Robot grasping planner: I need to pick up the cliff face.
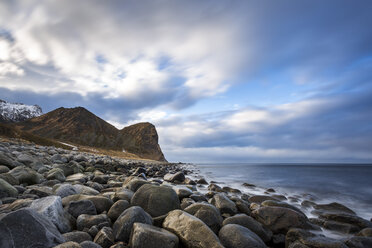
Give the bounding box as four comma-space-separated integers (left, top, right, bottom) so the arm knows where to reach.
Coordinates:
121, 122, 166, 162
0, 99, 42, 123
14, 107, 166, 161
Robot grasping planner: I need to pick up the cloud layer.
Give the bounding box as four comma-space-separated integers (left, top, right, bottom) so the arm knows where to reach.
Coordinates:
1, 0, 372, 162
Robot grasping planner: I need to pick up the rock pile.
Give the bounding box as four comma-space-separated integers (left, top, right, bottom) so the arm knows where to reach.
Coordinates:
0, 140, 371, 248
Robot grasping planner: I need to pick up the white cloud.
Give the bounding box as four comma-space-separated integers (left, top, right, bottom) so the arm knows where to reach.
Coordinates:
0, 62, 24, 76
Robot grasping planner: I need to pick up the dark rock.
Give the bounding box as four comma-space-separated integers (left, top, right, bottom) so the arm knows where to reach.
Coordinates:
319, 212, 372, 230
163, 210, 224, 248
94, 227, 115, 248
0, 165, 9, 173
180, 198, 195, 209
46, 168, 66, 182
9, 166, 43, 185
0, 208, 65, 247
357, 228, 372, 237
80, 241, 103, 248
66, 200, 97, 218
107, 200, 130, 221
249, 195, 277, 204
190, 193, 208, 202
113, 206, 152, 243
130, 223, 179, 248
54, 184, 79, 198
222, 186, 241, 194
252, 206, 313, 234
54, 241, 82, 248
175, 187, 193, 199
209, 193, 237, 216
286, 228, 348, 248
131, 184, 180, 217
184, 202, 223, 233
0, 152, 15, 168
223, 214, 272, 243
77, 214, 110, 231
219, 224, 266, 248
344, 236, 372, 248
62, 194, 114, 213
0, 173, 19, 185
63, 231, 92, 243
208, 183, 223, 192
197, 178, 208, 184
314, 202, 356, 215
0, 178, 18, 198
123, 178, 150, 192
262, 200, 306, 217
164, 172, 185, 183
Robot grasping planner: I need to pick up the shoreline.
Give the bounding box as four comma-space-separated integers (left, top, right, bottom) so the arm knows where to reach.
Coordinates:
0, 140, 371, 247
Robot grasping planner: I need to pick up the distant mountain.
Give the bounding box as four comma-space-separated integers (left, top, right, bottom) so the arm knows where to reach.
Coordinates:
15, 107, 166, 161
0, 99, 42, 123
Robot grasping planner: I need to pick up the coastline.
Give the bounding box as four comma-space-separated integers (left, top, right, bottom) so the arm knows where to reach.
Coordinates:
0, 140, 371, 247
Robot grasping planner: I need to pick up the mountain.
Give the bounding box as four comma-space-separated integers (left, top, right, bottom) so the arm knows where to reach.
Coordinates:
0, 99, 42, 123
15, 107, 166, 161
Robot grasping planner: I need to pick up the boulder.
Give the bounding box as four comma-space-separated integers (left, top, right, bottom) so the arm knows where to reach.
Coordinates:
252, 206, 313, 234
54, 184, 79, 198
113, 206, 152, 243
9, 166, 43, 185
262, 200, 306, 217
46, 168, 66, 182
0, 178, 18, 198
163, 210, 224, 248
66, 173, 88, 183
66, 199, 97, 218
223, 214, 272, 243
0, 152, 15, 168
286, 228, 348, 248
357, 228, 372, 237
17, 153, 35, 165
80, 241, 102, 248
130, 223, 179, 248
77, 214, 110, 231
184, 202, 223, 233
54, 241, 82, 248
63, 231, 92, 243
344, 236, 372, 248
0, 208, 65, 247
62, 194, 113, 213
249, 195, 277, 204
30, 195, 72, 233
164, 172, 185, 183
93, 226, 114, 248
175, 187, 193, 199
0, 173, 19, 185
319, 212, 372, 230
123, 178, 150, 192
219, 224, 266, 248
73, 184, 100, 195
107, 200, 130, 221
209, 193, 237, 216
131, 184, 180, 217
0, 165, 9, 173
313, 202, 356, 215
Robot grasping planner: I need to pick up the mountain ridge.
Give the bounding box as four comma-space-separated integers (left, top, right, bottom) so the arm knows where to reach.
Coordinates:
0, 99, 42, 123
14, 106, 166, 162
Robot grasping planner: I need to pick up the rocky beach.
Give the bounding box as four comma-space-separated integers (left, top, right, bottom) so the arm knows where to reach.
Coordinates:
0, 139, 371, 248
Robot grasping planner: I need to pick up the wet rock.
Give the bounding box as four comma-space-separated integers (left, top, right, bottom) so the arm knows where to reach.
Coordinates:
163, 210, 224, 248
184, 202, 223, 233
164, 171, 185, 183
252, 206, 313, 234
209, 193, 237, 216
63, 231, 92, 243
130, 223, 179, 248
222, 186, 241, 194
286, 228, 348, 248
190, 193, 208, 202
208, 183, 223, 192
77, 214, 110, 231
9, 166, 43, 185
107, 200, 130, 221
0, 178, 18, 198
249, 195, 277, 204
0, 208, 65, 247
319, 213, 372, 230
30, 195, 72, 233
197, 178, 208, 184
94, 226, 115, 248
357, 228, 372, 237
313, 202, 356, 215
262, 200, 306, 217
222, 214, 272, 243
180, 197, 195, 209
131, 184, 180, 217
219, 224, 266, 248
344, 236, 372, 248
175, 187, 193, 199
113, 206, 152, 243
66, 199, 97, 218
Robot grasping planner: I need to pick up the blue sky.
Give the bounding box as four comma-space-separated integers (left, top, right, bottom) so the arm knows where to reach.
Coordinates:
1, 0, 372, 162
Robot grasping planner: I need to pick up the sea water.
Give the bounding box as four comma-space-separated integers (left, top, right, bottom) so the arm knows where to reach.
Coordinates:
193, 163, 372, 220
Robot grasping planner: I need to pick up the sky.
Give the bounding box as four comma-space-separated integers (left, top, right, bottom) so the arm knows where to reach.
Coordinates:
1, 0, 372, 163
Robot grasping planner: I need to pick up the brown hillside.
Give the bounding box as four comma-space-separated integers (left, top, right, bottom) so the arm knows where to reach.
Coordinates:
14, 107, 166, 161
121, 122, 166, 162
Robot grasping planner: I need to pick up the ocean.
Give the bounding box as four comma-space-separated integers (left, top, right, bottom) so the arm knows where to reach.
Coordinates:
192, 163, 372, 220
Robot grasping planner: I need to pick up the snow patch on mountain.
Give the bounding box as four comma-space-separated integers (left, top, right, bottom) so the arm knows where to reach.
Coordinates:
0, 99, 43, 122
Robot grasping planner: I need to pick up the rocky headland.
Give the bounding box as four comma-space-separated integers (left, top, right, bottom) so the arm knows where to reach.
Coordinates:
0, 139, 371, 248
